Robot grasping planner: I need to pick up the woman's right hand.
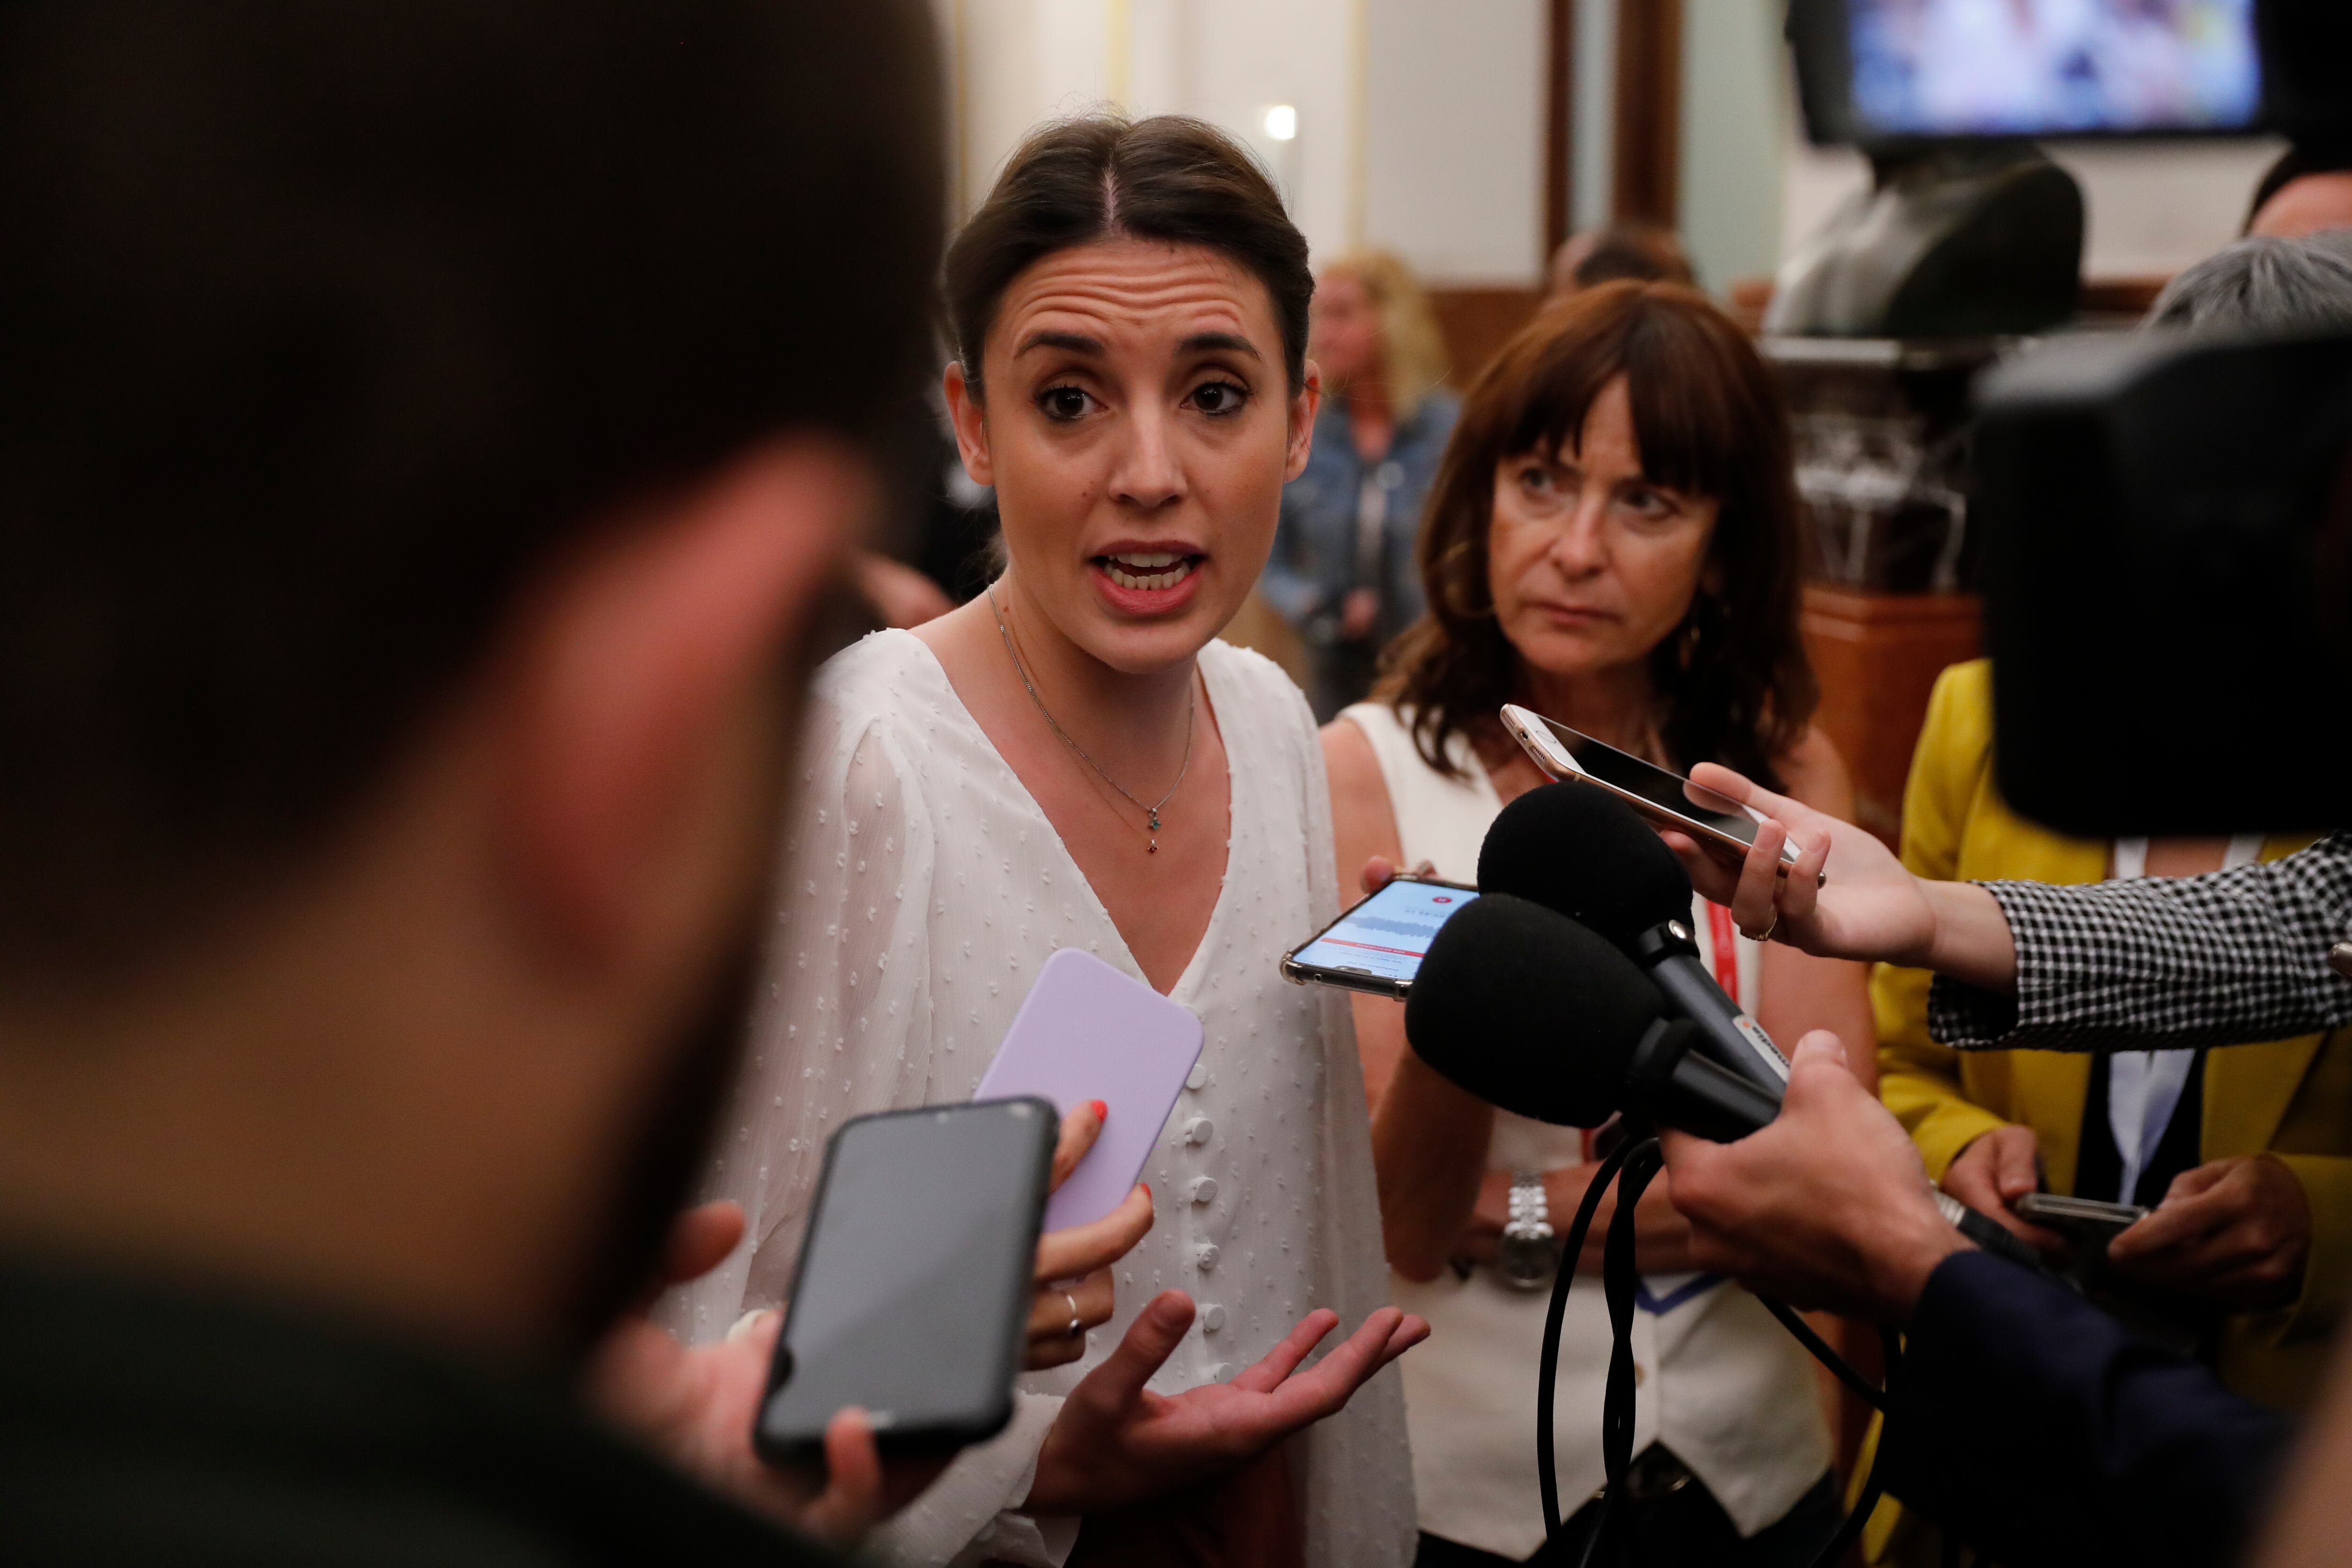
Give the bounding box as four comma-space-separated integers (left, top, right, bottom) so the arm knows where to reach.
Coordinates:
1023, 1291, 1429, 1515
1669, 763, 2021, 995
1027, 1101, 1155, 1371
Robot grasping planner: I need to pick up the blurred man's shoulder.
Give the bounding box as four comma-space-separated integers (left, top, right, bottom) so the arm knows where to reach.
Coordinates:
0, 1254, 836, 1568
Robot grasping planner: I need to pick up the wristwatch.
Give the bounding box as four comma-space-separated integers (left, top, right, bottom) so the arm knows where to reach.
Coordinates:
1497, 1170, 1561, 1290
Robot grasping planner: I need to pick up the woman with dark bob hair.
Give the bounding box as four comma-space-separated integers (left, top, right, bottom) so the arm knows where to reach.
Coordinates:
1325, 281, 1876, 1567
668, 115, 1423, 1568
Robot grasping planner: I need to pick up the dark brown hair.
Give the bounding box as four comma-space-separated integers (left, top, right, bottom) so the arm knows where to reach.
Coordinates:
1380, 281, 1816, 789
943, 115, 1312, 396
0, 0, 942, 978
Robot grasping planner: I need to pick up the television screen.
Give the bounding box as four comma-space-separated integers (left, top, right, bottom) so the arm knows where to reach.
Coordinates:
1841, 0, 2261, 138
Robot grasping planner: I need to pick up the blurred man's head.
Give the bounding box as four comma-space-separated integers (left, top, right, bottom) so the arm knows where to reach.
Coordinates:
0, 0, 939, 1356
2246, 147, 2352, 239
1547, 222, 1696, 298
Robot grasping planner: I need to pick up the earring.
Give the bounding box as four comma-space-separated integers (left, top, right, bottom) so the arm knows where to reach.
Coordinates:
1677, 613, 1703, 670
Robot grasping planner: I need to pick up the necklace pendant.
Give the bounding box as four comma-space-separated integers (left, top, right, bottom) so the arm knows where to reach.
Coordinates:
1147, 810, 1160, 831
1149, 839, 1159, 853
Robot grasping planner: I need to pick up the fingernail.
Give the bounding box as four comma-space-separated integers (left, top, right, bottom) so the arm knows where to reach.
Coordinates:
1089, 1100, 1108, 1121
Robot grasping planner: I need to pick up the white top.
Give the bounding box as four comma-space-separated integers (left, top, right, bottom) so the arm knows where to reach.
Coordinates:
1342, 701, 1830, 1557
661, 632, 1413, 1568
2101, 834, 2265, 1202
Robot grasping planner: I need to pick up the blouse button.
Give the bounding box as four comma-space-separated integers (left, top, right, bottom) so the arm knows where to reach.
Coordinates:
1200, 1303, 1227, 1333
1184, 1117, 1215, 1146
1193, 1243, 1220, 1270
1188, 1177, 1219, 1205
1186, 1062, 1208, 1091
1206, 1361, 1233, 1382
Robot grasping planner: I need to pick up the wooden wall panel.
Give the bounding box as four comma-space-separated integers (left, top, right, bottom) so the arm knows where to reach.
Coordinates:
1800, 587, 1983, 845
1427, 286, 1543, 390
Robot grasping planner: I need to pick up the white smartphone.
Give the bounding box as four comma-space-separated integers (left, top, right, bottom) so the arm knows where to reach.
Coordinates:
1499, 703, 1811, 878
1279, 874, 1480, 1000
971, 947, 1204, 1232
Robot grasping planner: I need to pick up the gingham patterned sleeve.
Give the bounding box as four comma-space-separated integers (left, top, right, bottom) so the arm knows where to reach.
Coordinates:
1927, 833, 2352, 1050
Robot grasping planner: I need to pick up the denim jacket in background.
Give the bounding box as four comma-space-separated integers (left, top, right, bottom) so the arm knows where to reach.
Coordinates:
1260, 391, 1460, 651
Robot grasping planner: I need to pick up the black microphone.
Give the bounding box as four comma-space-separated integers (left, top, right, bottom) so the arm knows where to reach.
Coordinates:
1404, 892, 1781, 1140
1478, 782, 1790, 1098
1407, 892, 2045, 1269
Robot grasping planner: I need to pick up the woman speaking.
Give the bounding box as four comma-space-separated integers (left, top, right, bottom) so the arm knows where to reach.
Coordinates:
667, 116, 1422, 1568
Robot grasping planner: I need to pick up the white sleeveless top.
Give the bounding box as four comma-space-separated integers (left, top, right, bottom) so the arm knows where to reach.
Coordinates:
1343, 701, 1830, 1555
660, 634, 1413, 1568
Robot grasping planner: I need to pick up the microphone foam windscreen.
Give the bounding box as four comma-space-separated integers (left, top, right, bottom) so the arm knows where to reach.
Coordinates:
1403, 891, 1665, 1127
1477, 782, 1695, 949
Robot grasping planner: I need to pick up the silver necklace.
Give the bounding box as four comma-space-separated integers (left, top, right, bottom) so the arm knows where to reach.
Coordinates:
988, 584, 1195, 853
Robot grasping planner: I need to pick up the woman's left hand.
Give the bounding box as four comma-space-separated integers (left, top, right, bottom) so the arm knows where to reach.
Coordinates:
1454, 1164, 1696, 1275
1026, 1101, 1155, 1370
1023, 1292, 1430, 1514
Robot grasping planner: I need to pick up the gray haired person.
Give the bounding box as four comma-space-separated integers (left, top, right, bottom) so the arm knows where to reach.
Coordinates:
2146, 231, 2352, 333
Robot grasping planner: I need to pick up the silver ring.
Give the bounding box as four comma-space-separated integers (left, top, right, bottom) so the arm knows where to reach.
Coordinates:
1063, 1290, 1082, 1337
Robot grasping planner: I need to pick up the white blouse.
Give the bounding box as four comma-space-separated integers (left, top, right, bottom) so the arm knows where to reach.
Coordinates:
662, 631, 1413, 1568
1341, 701, 1829, 1559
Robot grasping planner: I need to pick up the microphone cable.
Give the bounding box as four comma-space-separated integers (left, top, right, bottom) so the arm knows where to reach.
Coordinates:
1535, 1134, 1900, 1568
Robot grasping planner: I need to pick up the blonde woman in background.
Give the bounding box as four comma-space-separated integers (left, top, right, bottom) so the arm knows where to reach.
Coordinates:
1260, 250, 1460, 719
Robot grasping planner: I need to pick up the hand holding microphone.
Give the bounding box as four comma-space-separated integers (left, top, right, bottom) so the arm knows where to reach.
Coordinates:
1658, 1033, 1970, 1324
1404, 891, 2045, 1286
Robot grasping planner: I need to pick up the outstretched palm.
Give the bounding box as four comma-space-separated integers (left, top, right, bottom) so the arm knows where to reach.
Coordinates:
1024, 1290, 1428, 1514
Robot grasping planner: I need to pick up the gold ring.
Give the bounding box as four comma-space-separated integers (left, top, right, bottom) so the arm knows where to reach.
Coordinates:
1741, 912, 1780, 944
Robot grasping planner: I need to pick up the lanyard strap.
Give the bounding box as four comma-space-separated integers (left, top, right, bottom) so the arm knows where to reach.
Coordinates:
1704, 901, 1741, 1007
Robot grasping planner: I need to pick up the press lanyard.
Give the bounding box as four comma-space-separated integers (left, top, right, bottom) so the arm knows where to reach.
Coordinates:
1704, 901, 1742, 1006
2104, 834, 2262, 1201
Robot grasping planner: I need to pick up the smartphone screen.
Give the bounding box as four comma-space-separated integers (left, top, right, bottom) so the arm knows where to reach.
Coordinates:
757, 1098, 1054, 1460
1511, 708, 1764, 849
1287, 878, 1478, 989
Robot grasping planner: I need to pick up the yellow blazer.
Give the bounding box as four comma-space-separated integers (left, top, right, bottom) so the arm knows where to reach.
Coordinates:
1876, 659, 2352, 1411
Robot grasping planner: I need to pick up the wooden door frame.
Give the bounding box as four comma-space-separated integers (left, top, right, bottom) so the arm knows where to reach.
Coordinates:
1612, 0, 1682, 226
1545, 0, 1575, 257
1546, 0, 1687, 247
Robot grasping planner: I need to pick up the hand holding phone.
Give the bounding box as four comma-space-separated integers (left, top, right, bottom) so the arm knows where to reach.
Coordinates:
756, 1099, 1057, 1465
1280, 874, 1479, 999
972, 947, 1203, 1232
1500, 704, 1810, 877
1024, 1104, 1156, 1373
585, 1202, 941, 1543
2013, 1191, 2150, 1254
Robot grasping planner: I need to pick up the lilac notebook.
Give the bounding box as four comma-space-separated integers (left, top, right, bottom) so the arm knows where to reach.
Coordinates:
972, 947, 1205, 1232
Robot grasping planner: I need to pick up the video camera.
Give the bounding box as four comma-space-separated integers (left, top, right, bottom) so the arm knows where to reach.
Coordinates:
1787, 0, 2352, 834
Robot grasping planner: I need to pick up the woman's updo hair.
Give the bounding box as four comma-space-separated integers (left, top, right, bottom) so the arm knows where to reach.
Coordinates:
944, 115, 1313, 397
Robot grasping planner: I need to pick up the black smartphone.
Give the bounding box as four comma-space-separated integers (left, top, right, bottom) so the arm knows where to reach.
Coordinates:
1279, 874, 1479, 1000
755, 1097, 1057, 1465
